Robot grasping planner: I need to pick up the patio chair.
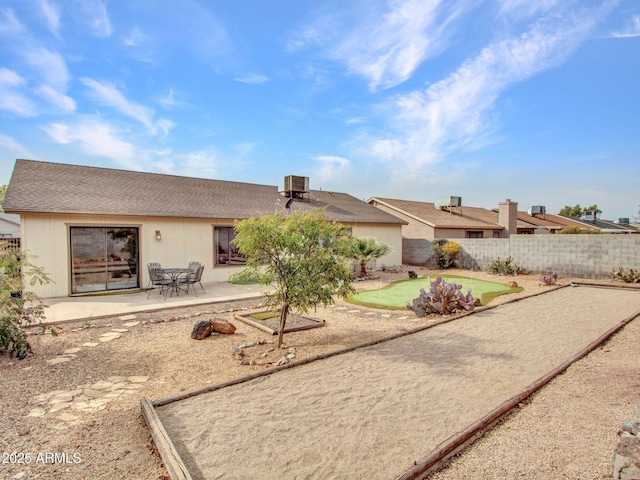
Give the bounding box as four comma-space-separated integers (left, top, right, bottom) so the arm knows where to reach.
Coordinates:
147, 263, 171, 298
188, 261, 201, 271
180, 265, 206, 296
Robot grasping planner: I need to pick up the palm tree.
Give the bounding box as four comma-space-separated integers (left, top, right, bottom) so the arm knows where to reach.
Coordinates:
352, 237, 391, 277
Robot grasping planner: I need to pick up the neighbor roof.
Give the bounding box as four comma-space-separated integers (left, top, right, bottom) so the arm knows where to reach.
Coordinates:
4, 160, 406, 225
369, 197, 514, 229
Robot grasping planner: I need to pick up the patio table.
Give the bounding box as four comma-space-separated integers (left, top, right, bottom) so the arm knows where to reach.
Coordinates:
161, 268, 195, 297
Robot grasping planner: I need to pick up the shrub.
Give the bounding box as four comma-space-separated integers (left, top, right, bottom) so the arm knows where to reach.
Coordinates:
228, 268, 261, 285
488, 256, 523, 276
431, 239, 460, 269
611, 268, 640, 284
556, 226, 600, 234
539, 272, 558, 286
0, 243, 52, 359
407, 276, 476, 317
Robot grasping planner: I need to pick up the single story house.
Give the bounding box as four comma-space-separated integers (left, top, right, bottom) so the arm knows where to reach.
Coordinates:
368, 197, 527, 239
368, 197, 600, 238
4, 159, 406, 298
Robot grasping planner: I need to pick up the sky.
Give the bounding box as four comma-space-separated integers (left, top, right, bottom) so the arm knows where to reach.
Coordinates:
0, 0, 639, 221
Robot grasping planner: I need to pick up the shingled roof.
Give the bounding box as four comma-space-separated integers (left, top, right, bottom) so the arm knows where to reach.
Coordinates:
4, 159, 406, 225
369, 197, 513, 229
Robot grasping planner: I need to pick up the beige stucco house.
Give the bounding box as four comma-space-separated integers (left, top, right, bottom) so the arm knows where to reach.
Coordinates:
4, 159, 406, 298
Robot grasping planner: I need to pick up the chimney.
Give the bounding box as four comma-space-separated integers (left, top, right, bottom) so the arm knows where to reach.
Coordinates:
498, 199, 518, 237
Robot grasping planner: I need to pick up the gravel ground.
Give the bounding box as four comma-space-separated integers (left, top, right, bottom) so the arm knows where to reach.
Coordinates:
0, 268, 638, 480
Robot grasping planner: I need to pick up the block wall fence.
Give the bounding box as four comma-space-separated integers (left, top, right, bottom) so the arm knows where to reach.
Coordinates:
402, 235, 640, 278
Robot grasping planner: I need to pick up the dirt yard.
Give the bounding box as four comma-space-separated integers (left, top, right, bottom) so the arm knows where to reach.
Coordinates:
0, 267, 638, 480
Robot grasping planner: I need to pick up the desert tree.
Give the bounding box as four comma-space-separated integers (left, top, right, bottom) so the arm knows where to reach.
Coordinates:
232, 208, 356, 348
0, 243, 52, 359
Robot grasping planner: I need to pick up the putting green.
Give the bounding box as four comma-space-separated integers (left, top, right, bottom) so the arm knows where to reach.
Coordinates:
347, 275, 523, 310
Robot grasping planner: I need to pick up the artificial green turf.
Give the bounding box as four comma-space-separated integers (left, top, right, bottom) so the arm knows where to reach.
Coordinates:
347, 275, 523, 310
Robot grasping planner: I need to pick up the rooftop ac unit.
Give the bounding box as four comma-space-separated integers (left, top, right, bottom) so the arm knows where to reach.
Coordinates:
439, 196, 462, 208
583, 211, 597, 221
283, 175, 309, 194
530, 205, 546, 215
617, 218, 630, 224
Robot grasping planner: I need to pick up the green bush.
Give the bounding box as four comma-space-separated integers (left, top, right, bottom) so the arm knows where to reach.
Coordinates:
431, 239, 460, 269
228, 268, 261, 285
1, 243, 52, 359
557, 226, 600, 234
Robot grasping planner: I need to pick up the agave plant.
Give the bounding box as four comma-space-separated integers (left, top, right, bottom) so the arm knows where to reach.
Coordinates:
611, 267, 640, 283
407, 276, 476, 317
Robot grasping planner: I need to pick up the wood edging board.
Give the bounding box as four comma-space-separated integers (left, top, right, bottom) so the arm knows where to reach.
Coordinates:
140, 397, 193, 480
233, 310, 325, 335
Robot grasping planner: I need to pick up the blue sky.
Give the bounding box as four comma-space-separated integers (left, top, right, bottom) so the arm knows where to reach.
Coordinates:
1, 0, 639, 220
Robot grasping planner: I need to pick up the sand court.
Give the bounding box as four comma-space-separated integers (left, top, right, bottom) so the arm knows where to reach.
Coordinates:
147, 286, 640, 480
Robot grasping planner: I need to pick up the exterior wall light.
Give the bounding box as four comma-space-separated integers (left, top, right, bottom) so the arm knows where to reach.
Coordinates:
155, 230, 161, 241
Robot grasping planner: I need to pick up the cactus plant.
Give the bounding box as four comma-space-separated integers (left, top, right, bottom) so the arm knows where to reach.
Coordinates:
539, 272, 558, 286
407, 276, 476, 317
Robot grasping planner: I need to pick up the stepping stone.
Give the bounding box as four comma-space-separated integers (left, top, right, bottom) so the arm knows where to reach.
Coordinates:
82, 342, 100, 347
49, 394, 74, 404
381, 314, 391, 318
108, 376, 127, 383
127, 376, 149, 383
53, 423, 69, 431
82, 389, 104, 398
63, 348, 82, 354
99, 333, 121, 342
119, 314, 137, 321
56, 412, 79, 422
47, 357, 71, 365
27, 407, 46, 417
123, 321, 139, 327
348, 310, 361, 314
91, 381, 114, 390
104, 390, 124, 399
71, 402, 90, 411
23, 366, 32, 371
111, 328, 129, 333
49, 402, 70, 413
365, 312, 376, 316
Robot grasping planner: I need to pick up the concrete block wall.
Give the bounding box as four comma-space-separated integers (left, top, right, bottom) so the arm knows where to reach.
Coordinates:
403, 235, 640, 279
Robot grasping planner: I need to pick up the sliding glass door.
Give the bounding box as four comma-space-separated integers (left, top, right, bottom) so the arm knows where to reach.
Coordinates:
70, 227, 139, 294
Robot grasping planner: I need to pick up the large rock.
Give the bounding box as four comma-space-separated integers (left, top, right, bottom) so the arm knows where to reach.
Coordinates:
210, 318, 236, 334
613, 436, 640, 480
191, 320, 213, 340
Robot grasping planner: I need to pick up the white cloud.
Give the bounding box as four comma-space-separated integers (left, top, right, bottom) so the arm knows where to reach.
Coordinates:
0, 69, 35, 116
365, 5, 605, 171
312, 155, 351, 182
609, 14, 640, 38
496, 0, 560, 19
156, 88, 180, 108
0, 9, 24, 36
42, 119, 138, 166
35, 84, 76, 113
0, 134, 35, 158
71, 0, 112, 37
80, 78, 158, 133
235, 74, 269, 84
291, 0, 475, 91
23, 46, 70, 91
38, 0, 61, 36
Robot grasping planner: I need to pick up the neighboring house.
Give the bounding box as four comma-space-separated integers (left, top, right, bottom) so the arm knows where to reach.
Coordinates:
0, 213, 20, 238
368, 197, 531, 239
4, 159, 406, 298
559, 214, 639, 233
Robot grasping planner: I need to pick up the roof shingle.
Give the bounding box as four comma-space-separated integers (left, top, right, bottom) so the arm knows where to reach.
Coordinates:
4, 160, 406, 225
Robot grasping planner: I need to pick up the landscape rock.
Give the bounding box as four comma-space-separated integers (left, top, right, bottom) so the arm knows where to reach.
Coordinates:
210, 318, 236, 334
191, 320, 213, 340
507, 280, 518, 287
613, 407, 640, 480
